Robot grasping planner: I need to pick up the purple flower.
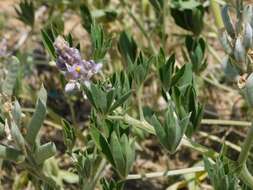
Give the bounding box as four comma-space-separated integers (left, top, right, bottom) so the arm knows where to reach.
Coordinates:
53, 36, 102, 92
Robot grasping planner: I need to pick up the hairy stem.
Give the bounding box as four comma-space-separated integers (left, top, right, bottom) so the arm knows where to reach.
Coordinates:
210, 0, 224, 29
237, 122, 253, 189
107, 114, 218, 158
127, 166, 204, 180
137, 86, 144, 121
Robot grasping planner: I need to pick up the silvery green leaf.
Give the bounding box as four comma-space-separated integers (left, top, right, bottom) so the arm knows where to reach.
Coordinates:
218, 30, 232, 54
12, 100, 22, 125
234, 37, 245, 63
2, 56, 20, 97
62, 119, 76, 152
34, 142, 56, 165
221, 5, 235, 38
0, 144, 25, 163
244, 73, 253, 107
26, 86, 47, 145
10, 121, 26, 154
243, 5, 253, 27
110, 132, 126, 178
59, 171, 78, 184
243, 23, 253, 50
222, 56, 239, 80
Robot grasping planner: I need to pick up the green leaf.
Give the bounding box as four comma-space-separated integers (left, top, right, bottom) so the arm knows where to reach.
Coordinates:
80, 4, 93, 33
159, 54, 175, 90
15, 0, 34, 27
34, 142, 56, 165
90, 127, 115, 166
110, 132, 126, 178
109, 91, 131, 112
149, 0, 164, 12
26, 86, 47, 145
170, 1, 204, 35
91, 23, 111, 61
243, 73, 253, 107
12, 100, 22, 125
11, 121, 26, 154
2, 56, 20, 97
90, 84, 107, 113
62, 119, 76, 152
0, 144, 25, 163
41, 29, 56, 59
118, 31, 137, 64
221, 5, 235, 38
204, 156, 239, 190
59, 171, 78, 184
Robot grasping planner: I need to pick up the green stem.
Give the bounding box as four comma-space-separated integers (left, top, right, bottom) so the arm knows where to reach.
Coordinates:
127, 166, 204, 180
137, 86, 144, 121
122, 0, 156, 52
201, 119, 251, 127
240, 165, 253, 188
90, 158, 107, 190
237, 122, 253, 189
162, 0, 167, 50
202, 75, 236, 93
238, 123, 253, 165
107, 114, 218, 158
210, 0, 224, 29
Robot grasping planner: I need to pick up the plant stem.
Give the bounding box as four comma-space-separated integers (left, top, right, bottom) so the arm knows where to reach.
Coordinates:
238, 122, 253, 165
210, 0, 224, 29
202, 75, 236, 93
237, 122, 253, 189
162, 0, 167, 50
137, 86, 145, 121
240, 165, 253, 189
90, 158, 107, 190
107, 114, 218, 158
122, 0, 156, 52
127, 166, 204, 180
201, 119, 251, 127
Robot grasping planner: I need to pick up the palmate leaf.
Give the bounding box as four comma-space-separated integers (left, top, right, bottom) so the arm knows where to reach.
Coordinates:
110, 132, 126, 178
41, 29, 56, 59
159, 54, 175, 91
15, 0, 34, 27
151, 105, 190, 154
118, 31, 137, 64
170, 0, 204, 35
2, 56, 20, 97
109, 91, 131, 112
62, 119, 76, 152
91, 24, 112, 61
204, 156, 240, 190
80, 4, 93, 33
90, 127, 115, 166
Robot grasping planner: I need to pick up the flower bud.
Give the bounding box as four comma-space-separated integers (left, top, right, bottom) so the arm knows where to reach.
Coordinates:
243, 23, 253, 50
234, 37, 246, 63
243, 5, 253, 28
222, 5, 235, 38
218, 30, 232, 54
243, 73, 253, 107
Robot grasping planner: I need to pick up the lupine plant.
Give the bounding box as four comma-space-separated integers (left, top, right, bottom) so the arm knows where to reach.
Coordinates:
2, 0, 253, 189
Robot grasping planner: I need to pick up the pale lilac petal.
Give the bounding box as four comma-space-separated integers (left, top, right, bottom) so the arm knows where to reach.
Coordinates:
64, 81, 80, 93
